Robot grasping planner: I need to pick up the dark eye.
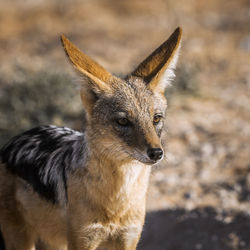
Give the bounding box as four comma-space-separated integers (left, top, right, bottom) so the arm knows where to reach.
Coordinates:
117, 118, 130, 126
153, 115, 162, 125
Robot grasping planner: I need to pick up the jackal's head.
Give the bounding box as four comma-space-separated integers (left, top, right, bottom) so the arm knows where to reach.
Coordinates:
61, 28, 182, 165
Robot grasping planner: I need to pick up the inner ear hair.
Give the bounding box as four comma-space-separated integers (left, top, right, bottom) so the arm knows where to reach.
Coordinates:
61, 34, 117, 93
129, 27, 182, 88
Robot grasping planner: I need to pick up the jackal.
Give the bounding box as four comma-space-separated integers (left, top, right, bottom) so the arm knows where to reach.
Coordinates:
0, 27, 182, 250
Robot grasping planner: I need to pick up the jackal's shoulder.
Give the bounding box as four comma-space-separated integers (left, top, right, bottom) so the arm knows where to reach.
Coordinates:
0, 125, 87, 203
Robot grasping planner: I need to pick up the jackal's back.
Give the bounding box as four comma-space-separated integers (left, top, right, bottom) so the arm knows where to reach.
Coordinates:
0, 125, 87, 203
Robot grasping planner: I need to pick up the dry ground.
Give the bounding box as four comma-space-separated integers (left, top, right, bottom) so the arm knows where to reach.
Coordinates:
0, 0, 250, 249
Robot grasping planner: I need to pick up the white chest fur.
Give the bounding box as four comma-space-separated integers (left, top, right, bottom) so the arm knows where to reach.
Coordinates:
115, 161, 151, 201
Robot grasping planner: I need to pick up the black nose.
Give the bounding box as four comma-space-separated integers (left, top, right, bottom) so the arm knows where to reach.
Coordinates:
147, 148, 163, 161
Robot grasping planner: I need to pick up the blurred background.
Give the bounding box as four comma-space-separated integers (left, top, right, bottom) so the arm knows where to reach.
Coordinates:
0, 0, 250, 249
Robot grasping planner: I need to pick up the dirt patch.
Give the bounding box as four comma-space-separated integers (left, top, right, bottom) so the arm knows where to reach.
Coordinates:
139, 208, 250, 250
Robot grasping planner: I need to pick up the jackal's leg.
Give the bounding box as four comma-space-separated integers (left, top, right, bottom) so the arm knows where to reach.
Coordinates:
35, 240, 66, 250
0, 220, 35, 250
67, 223, 104, 250
107, 227, 142, 250
0, 204, 35, 249
107, 237, 140, 250
0, 167, 35, 249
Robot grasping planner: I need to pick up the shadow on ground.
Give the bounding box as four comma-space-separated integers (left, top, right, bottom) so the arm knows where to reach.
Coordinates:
138, 207, 250, 250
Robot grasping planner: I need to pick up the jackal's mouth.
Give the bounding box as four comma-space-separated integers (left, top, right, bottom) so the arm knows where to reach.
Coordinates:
140, 158, 163, 165
130, 149, 164, 165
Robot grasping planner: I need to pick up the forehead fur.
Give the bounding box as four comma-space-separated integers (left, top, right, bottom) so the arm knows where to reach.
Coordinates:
95, 76, 167, 119
116, 77, 153, 114
126, 77, 166, 114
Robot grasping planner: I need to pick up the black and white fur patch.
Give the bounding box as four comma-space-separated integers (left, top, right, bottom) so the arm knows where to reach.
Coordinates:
0, 125, 87, 203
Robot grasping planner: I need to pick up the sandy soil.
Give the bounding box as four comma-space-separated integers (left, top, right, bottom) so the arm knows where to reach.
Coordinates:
0, 0, 250, 249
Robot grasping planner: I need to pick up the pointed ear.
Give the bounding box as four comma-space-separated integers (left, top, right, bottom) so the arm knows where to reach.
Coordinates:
130, 27, 182, 94
61, 35, 118, 116
61, 34, 116, 94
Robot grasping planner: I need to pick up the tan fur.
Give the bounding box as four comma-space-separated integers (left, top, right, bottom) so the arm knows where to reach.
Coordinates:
0, 164, 67, 250
0, 27, 182, 250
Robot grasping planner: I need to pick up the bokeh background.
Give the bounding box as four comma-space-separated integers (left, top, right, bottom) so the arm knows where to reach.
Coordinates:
0, 0, 250, 249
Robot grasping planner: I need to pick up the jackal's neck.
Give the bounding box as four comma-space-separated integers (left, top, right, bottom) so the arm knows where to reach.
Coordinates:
87, 146, 151, 184
84, 154, 151, 213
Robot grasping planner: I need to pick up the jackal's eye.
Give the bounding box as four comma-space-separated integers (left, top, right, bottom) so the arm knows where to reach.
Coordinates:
116, 118, 130, 127
153, 114, 162, 125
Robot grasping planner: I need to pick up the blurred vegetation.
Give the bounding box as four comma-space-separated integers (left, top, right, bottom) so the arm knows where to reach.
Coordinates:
0, 71, 83, 147
165, 64, 199, 101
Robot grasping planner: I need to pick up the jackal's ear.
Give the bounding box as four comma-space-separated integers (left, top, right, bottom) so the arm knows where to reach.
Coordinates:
130, 27, 182, 94
61, 35, 115, 94
61, 35, 118, 115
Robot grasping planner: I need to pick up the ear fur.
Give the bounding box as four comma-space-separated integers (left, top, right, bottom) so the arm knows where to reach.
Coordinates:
61, 34, 116, 94
61, 35, 119, 115
130, 27, 182, 94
